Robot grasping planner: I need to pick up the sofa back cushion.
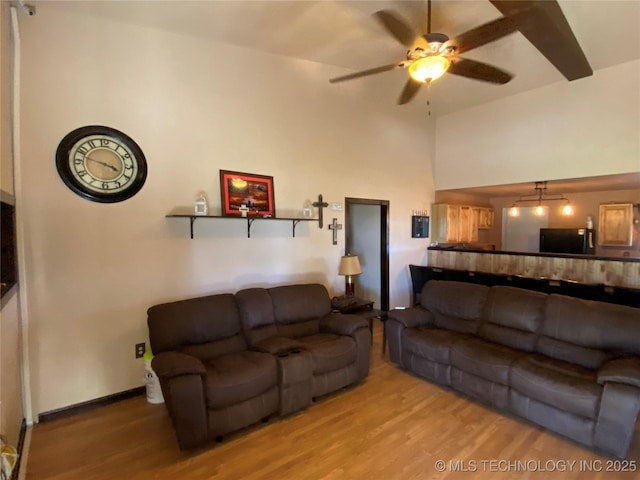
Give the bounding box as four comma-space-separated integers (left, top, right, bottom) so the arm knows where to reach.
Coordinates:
236, 288, 278, 345
537, 294, 640, 369
148, 293, 247, 357
479, 286, 547, 351
421, 281, 489, 335
269, 283, 330, 322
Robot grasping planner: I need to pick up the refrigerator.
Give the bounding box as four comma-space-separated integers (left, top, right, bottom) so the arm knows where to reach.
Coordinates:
539, 228, 595, 255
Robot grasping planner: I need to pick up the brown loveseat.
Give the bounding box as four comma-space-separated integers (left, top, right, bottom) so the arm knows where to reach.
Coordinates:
148, 283, 371, 449
386, 280, 640, 458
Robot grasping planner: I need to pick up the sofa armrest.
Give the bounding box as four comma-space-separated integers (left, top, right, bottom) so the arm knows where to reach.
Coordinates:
253, 336, 304, 355
387, 307, 432, 329
152, 351, 206, 379
597, 357, 640, 388
320, 313, 368, 336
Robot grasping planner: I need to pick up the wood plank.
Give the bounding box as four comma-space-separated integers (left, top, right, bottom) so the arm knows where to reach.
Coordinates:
25, 322, 640, 480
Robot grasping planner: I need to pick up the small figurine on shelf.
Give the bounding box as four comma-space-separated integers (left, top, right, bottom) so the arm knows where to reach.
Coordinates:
194, 193, 208, 216
239, 204, 249, 217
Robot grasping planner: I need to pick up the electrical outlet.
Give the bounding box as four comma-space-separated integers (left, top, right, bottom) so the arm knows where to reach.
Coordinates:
135, 342, 146, 359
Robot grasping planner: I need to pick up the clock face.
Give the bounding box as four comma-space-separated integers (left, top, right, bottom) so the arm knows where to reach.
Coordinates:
56, 126, 147, 203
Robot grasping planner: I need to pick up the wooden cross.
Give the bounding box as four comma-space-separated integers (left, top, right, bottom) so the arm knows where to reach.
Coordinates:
328, 218, 342, 245
312, 194, 329, 228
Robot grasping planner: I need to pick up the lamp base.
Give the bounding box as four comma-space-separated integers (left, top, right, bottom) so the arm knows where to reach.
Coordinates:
345, 276, 355, 298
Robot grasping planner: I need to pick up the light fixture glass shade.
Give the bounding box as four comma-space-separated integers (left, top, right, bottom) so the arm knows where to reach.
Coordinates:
508, 206, 520, 217
408, 56, 450, 83
562, 204, 574, 216
534, 205, 546, 217
339, 255, 362, 276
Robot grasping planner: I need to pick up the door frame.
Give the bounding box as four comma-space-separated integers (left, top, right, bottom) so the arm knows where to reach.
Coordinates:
344, 197, 390, 312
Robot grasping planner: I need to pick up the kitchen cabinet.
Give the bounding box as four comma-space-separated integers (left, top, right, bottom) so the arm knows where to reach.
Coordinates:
598, 203, 634, 246
479, 208, 494, 228
432, 203, 494, 243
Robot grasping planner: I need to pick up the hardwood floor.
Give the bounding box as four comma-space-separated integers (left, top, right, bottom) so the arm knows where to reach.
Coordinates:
26, 321, 640, 480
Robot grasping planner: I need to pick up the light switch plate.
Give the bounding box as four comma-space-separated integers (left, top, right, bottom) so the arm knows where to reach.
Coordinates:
330, 202, 343, 211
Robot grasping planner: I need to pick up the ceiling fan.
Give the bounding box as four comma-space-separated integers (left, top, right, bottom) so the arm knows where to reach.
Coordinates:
329, 0, 592, 105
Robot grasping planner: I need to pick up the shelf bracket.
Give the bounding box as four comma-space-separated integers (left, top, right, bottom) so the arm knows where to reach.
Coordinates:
247, 218, 256, 238
189, 217, 196, 239
292, 219, 302, 237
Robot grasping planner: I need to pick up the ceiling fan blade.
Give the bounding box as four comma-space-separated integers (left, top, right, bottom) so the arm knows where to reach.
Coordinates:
374, 10, 416, 47
329, 64, 399, 84
448, 58, 513, 84
448, 14, 522, 55
489, 0, 592, 81
397, 79, 422, 105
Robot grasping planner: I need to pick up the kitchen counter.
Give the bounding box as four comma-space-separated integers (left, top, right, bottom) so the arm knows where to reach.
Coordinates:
427, 245, 640, 263
427, 247, 640, 289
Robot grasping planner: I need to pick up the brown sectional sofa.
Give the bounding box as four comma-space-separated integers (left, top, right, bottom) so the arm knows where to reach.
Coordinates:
386, 280, 640, 458
147, 283, 371, 449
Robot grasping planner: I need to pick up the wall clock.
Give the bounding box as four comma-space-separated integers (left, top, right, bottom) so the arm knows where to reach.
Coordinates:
56, 125, 147, 203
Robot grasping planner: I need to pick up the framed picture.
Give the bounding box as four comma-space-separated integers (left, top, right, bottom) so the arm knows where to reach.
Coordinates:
219, 170, 276, 217
598, 203, 634, 246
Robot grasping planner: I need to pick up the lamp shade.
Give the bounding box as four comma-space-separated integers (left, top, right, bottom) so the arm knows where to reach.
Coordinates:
338, 255, 362, 276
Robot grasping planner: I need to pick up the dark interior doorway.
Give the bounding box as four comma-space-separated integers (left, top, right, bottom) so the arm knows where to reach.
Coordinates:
345, 198, 389, 312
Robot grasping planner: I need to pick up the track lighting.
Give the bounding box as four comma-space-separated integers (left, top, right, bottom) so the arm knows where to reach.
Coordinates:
511, 181, 574, 217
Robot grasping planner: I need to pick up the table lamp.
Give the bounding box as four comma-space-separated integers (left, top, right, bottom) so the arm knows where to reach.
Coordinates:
339, 254, 362, 298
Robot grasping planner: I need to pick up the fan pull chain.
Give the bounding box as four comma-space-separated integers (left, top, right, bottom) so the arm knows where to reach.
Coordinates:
426, 79, 432, 116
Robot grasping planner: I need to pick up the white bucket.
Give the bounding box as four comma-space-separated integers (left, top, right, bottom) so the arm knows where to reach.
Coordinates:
144, 357, 164, 404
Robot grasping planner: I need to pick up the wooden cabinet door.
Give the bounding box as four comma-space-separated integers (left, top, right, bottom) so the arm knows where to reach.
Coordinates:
470, 208, 480, 242
459, 206, 471, 242
479, 208, 494, 228
446, 205, 460, 242
598, 203, 633, 246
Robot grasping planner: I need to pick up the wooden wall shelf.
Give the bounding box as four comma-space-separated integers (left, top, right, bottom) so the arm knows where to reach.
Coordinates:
166, 209, 318, 239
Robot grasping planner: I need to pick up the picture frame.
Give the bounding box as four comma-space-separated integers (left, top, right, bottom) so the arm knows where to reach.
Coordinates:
219, 170, 276, 217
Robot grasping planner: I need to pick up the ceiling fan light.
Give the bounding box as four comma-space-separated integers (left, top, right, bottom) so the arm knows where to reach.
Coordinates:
408, 56, 450, 83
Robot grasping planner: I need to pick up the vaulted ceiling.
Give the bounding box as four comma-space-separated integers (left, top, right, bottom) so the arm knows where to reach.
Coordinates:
38, 0, 640, 116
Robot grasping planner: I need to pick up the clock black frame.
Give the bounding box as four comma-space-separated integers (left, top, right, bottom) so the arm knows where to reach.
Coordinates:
56, 125, 148, 203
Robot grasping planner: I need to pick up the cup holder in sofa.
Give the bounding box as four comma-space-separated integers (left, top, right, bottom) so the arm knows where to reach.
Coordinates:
276, 349, 313, 416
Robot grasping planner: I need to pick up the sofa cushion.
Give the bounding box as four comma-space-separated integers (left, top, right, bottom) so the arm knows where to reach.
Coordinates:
236, 288, 279, 346
180, 335, 247, 362
298, 333, 357, 375
148, 294, 244, 354
421, 281, 489, 335
479, 286, 547, 351
451, 337, 524, 386
511, 354, 602, 419
537, 294, 640, 368
402, 326, 465, 364
277, 319, 320, 339
204, 351, 278, 409
269, 284, 331, 324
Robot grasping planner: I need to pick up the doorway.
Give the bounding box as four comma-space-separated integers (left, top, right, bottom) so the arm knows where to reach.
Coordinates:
345, 198, 389, 312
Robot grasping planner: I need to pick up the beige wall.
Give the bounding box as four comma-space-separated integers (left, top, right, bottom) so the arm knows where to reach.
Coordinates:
435, 59, 640, 190
0, 2, 24, 445
19, 7, 435, 414
0, 1, 12, 194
